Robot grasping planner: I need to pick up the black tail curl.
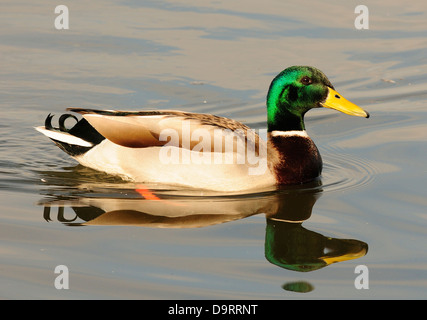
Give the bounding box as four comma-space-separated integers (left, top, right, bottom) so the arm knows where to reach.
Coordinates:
45, 113, 79, 132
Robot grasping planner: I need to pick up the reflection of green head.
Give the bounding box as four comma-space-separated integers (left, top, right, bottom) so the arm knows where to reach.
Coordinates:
265, 219, 368, 272
265, 220, 327, 272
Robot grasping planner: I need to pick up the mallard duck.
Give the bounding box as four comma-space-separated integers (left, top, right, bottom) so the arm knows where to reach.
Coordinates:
36, 66, 369, 191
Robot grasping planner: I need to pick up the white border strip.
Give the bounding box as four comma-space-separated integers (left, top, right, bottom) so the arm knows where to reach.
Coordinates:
270, 130, 308, 138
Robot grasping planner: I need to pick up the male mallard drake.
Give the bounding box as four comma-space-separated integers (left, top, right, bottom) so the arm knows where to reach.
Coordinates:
36, 66, 369, 192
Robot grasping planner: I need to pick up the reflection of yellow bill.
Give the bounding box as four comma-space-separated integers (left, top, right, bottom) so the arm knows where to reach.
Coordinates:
321, 87, 370, 118
321, 246, 368, 266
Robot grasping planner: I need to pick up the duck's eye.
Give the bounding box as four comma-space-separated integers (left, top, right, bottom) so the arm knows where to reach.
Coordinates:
301, 76, 312, 85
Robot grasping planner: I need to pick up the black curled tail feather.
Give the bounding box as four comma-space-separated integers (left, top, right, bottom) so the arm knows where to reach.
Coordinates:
59, 114, 79, 132
45, 113, 54, 130
45, 113, 76, 131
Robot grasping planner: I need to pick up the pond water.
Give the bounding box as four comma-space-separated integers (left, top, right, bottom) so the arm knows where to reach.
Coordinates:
1, 1, 426, 299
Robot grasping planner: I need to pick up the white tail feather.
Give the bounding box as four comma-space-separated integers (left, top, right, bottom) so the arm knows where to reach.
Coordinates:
35, 126, 93, 147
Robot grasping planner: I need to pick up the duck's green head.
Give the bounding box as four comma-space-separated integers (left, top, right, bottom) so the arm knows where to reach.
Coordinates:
267, 66, 369, 132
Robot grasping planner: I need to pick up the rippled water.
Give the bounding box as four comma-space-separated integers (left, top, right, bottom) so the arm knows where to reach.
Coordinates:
1, 1, 426, 299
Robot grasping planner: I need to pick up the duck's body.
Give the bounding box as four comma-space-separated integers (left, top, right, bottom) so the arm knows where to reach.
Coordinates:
36, 66, 369, 191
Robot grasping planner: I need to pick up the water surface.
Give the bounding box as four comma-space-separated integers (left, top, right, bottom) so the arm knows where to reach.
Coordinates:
1, 0, 426, 299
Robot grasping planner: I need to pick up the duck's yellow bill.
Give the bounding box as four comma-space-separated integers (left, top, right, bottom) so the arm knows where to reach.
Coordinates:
321, 88, 369, 118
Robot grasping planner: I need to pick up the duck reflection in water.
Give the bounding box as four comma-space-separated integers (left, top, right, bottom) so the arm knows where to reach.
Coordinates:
41, 179, 368, 276
41, 179, 368, 293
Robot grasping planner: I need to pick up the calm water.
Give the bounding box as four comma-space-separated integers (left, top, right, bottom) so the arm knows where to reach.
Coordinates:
1, 1, 426, 299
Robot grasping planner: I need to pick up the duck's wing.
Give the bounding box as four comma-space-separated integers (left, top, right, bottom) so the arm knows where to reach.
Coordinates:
68, 108, 263, 153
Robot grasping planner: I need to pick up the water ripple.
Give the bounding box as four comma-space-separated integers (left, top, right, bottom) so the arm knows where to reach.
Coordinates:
321, 148, 397, 193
